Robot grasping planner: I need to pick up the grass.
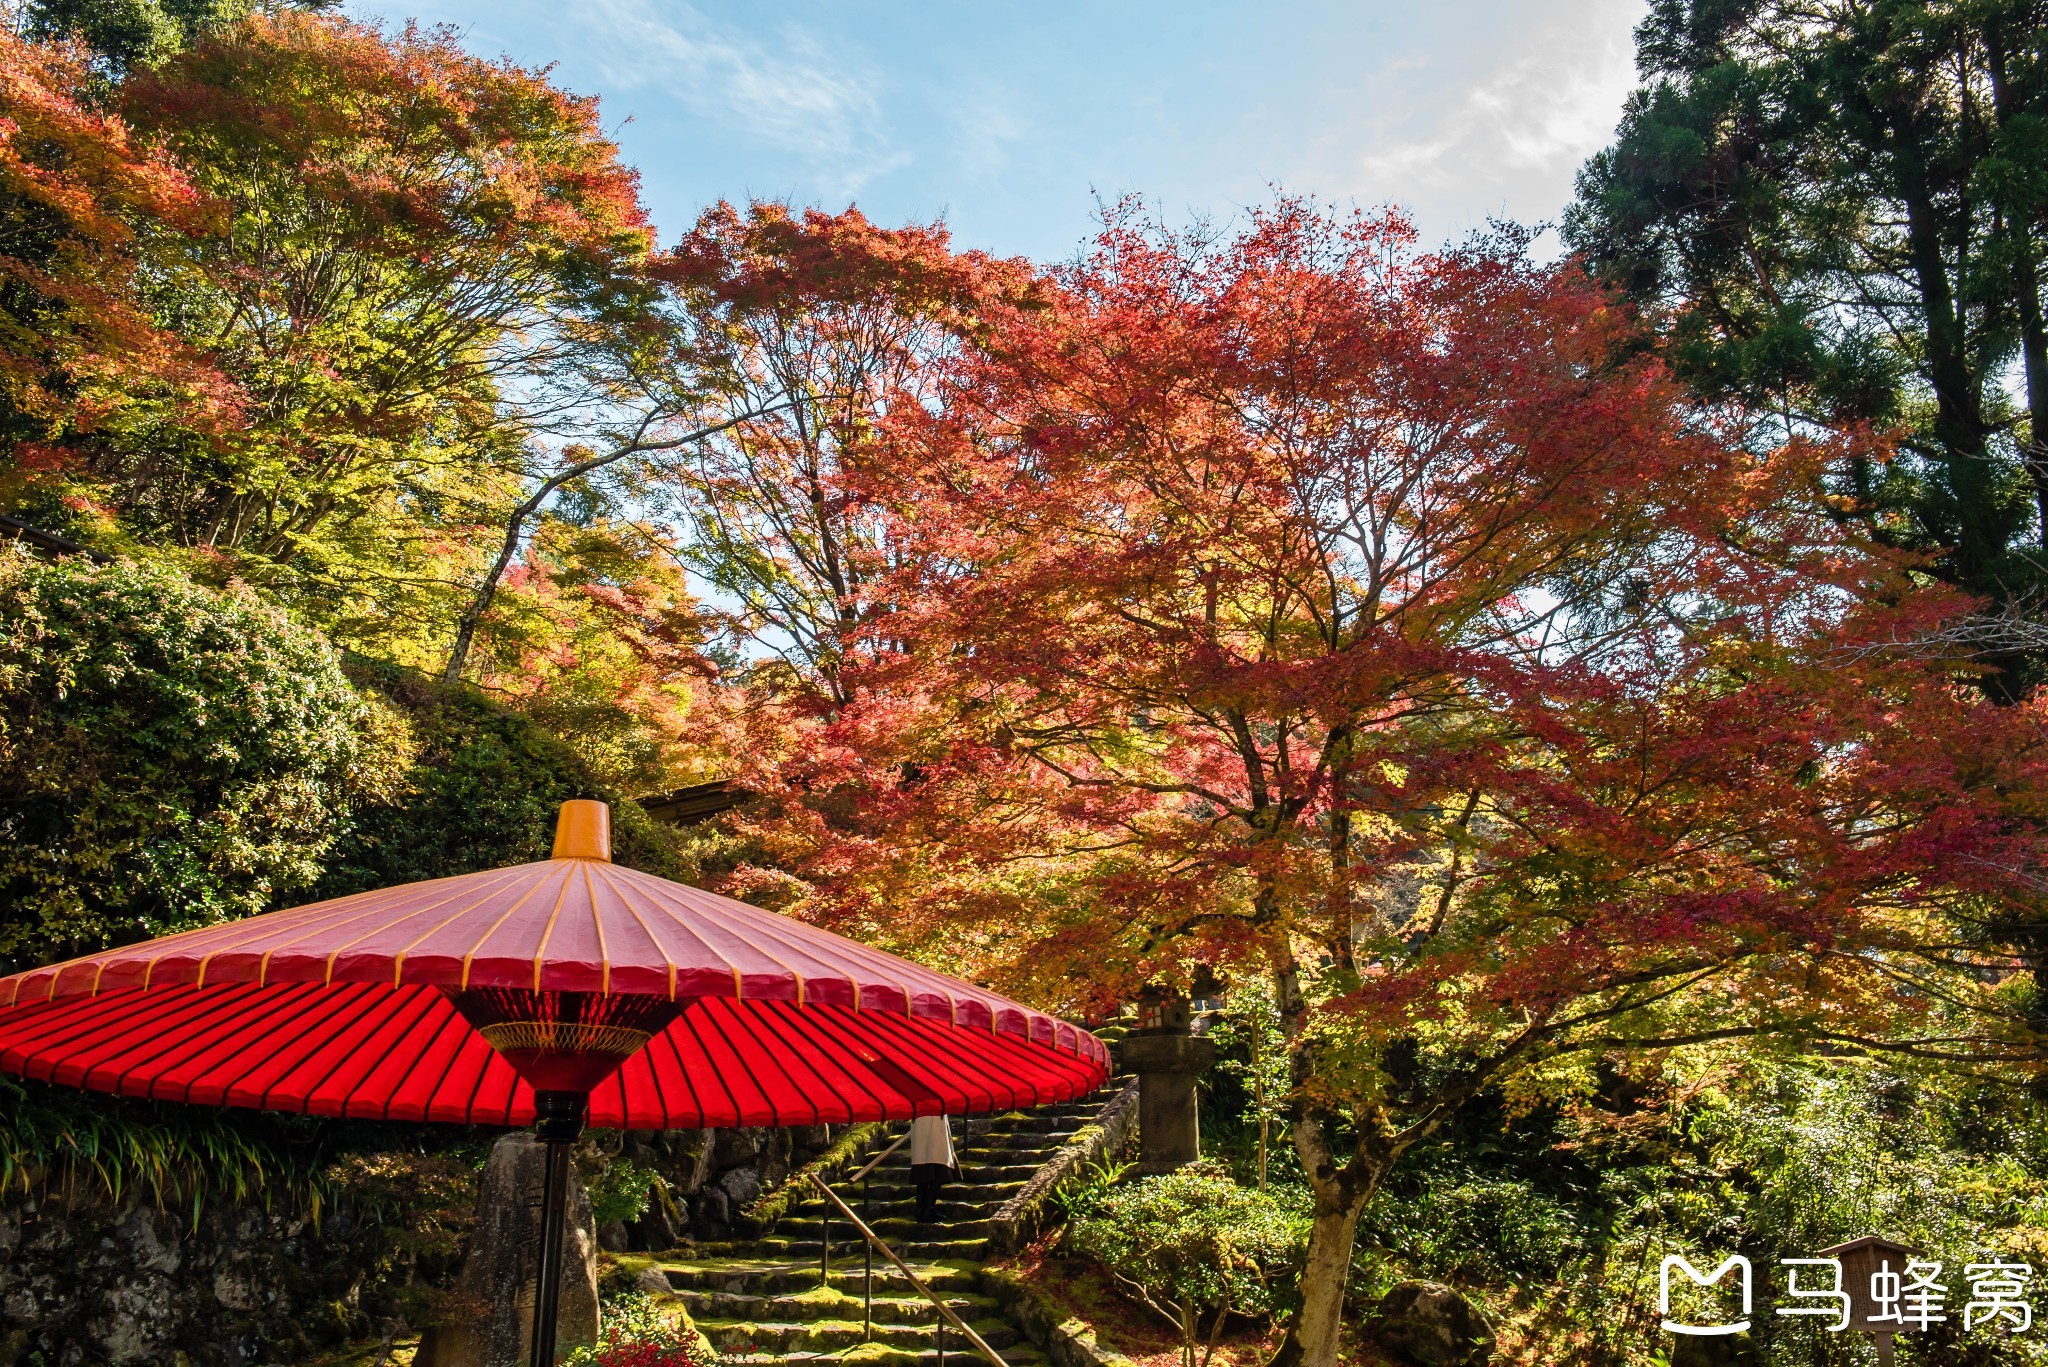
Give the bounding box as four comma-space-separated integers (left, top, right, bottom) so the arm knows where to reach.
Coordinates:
788, 1283, 864, 1308
832, 1344, 914, 1365
0, 1077, 337, 1226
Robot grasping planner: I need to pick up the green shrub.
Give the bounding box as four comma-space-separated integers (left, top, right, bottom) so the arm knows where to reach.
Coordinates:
1051, 1154, 1132, 1222
1355, 1061, 2048, 1365
0, 1073, 483, 1256
586, 1156, 664, 1228
312, 657, 692, 897
319, 1146, 482, 1330
1694, 1064, 2048, 1265
0, 1075, 332, 1224
1067, 1162, 1306, 1367
1362, 1167, 1589, 1287
0, 551, 387, 967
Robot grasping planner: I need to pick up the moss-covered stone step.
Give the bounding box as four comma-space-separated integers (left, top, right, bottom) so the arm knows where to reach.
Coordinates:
782, 1196, 1019, 1225
850, 1161, 1045, 1183
721, 1344, 1047, 1367
679, 1286, 1002, 1326
978, 1114, 1093, 1135
747, 1235, 992, 1262
687, 1085, 1127, 1367
950, 1133, 1086, 1154
794, 1216, 994, 1242
824, 1175, 1031, 1202
660, 1257, 983, 1297
696, 1314, 1022, 1354
952, 1145, 1062, 1163
793, 1175, 1032, 1200
865, 1139, 1073, 1163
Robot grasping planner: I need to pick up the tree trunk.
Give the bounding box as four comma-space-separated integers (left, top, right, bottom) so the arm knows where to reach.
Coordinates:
1254, 1061, 1268, 1193
2011, 220, 2048, 548
1270, 1183, 1371, 1367
1244, 1000, 1270, 1193
1895, 154, 1997, 576
1985, 31, 2048, 554
1267, 945, 1383, 1367
444, 511, 528, 683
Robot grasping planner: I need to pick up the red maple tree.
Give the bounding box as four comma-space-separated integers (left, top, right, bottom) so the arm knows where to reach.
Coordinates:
724, 201, 2048, 1365
652, 199, 1039, 706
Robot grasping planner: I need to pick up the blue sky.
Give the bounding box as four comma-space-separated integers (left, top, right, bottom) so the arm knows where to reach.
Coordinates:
351, 0, 1647, 265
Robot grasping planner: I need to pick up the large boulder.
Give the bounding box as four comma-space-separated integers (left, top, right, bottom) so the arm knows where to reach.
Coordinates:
1367, 1281, 1495, 1367
713, 1129, 761, 1167
630, 1196, 685, 1252
691, 1185, 731, 1241
718, 1166, 762, 1209
415, 1134, 599, 1367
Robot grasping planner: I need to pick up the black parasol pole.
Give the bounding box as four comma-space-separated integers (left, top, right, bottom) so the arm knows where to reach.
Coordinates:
530, 1091, 589, 1367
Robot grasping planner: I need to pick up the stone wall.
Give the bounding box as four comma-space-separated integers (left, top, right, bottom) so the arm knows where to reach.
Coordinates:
0, 1124, 841, 1365
0, 1186, 451, 1366
989, 1077, 1139, 1255
599, 1123, 838, 1251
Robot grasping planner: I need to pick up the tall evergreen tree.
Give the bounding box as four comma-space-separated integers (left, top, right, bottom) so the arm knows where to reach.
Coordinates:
1568, 0, 2048, 694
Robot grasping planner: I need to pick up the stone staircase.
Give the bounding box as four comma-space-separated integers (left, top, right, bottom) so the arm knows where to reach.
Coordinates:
660, 1088, 1123, 1366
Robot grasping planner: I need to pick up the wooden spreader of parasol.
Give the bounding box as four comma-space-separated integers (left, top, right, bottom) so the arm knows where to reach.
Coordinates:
0, 801, 1109, 1365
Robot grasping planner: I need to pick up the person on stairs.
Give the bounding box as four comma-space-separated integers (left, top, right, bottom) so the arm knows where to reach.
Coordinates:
909, 1113, 958, 1224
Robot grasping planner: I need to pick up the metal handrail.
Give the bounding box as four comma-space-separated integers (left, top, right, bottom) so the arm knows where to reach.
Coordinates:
810, 1173, 1005, 1367
822, 1132, 907, 1288
823, 1128, 911, 1297
847, 1130, 907, 1184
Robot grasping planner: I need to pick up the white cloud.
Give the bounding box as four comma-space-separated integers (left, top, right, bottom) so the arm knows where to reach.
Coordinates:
947, 97, 1028, 181
1341, 0, 1644, 230
570, 0, 906, 197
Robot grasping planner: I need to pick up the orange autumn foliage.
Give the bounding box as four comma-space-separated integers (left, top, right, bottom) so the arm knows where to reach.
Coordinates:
0, 28, 230, 472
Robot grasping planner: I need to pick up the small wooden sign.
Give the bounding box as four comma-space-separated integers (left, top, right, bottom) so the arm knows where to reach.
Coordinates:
1818, 1236, 1927, 1367
1819, 1235, 1927, 1332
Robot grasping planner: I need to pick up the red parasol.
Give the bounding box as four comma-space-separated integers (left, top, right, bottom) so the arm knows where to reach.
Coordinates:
0, 801, 1107, 1364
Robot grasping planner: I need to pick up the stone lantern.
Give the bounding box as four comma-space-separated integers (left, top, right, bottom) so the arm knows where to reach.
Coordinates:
1120, 985, 1215, 1173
